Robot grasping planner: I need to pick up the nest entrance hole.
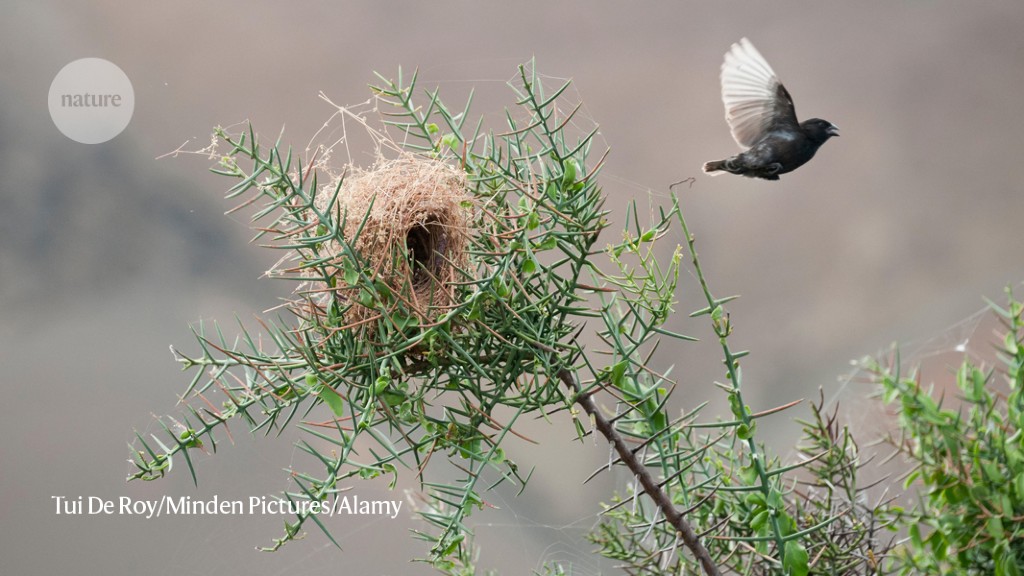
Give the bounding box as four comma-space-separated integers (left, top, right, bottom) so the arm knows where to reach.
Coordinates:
406, 216, 447, 289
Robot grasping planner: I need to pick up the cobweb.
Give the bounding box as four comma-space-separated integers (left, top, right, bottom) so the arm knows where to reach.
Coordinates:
829, 293, 1009, 439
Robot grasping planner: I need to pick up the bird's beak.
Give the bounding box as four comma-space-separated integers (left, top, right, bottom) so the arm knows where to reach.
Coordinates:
827, 124, 840, 137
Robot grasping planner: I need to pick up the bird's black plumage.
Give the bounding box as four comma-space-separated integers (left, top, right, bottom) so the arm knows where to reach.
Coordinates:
703, 38, 838, 181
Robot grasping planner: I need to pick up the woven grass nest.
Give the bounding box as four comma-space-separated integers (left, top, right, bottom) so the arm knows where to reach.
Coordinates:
310, 155, 472, 332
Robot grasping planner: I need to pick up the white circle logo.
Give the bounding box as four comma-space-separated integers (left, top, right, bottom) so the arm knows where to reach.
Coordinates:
48, 58, 135, 144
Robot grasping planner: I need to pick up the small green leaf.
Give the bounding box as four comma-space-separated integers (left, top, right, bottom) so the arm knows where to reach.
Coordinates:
441, 533, 465, 556
908, 521, 922, 549
998, 544, 1022, 576
381, 391, 405, 407
610, 360, 628, 387
179, 429, 203, 449
535, 235, 557, 251
521, 256, 537, 275
382, 463, 398, 489
982, 461, 1005, 484
739, 462, 757, 485
544, 181, 558, 199
987, 515, 1005, 541
1001, 493, 1013, 516
358, 288, 374, 307
343, 263, 359, 285
745, 492, 766, 508
783, 540, 809, 576
494, 276, 511, 298
561, 159, 578, 187
316, 385, 346, 417
440, 133, 459, 152
273, 383, 297, 400
750, 509, 769, 531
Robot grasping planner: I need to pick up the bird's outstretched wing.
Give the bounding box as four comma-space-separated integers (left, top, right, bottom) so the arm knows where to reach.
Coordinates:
720, 38, 799, 148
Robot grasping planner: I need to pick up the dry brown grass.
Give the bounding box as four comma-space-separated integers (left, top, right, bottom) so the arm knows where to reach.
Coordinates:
309, 153, 472, 332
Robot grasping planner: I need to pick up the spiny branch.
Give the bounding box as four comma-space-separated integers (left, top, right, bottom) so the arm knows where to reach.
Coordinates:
560, 368, 721, 576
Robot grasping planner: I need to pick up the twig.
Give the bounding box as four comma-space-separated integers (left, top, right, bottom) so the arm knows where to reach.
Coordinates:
560, 368, 722, 576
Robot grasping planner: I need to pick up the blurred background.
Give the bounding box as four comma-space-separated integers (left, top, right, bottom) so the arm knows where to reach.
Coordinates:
2, 2, 1023, 574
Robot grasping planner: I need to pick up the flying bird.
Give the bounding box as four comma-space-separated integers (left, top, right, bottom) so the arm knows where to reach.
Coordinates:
703, 38, 839, 180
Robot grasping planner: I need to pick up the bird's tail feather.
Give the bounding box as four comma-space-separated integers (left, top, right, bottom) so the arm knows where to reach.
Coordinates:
702, 160, 727, 176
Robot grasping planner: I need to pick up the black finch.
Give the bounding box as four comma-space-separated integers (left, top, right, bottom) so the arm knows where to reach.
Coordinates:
703, 38, 839, 180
